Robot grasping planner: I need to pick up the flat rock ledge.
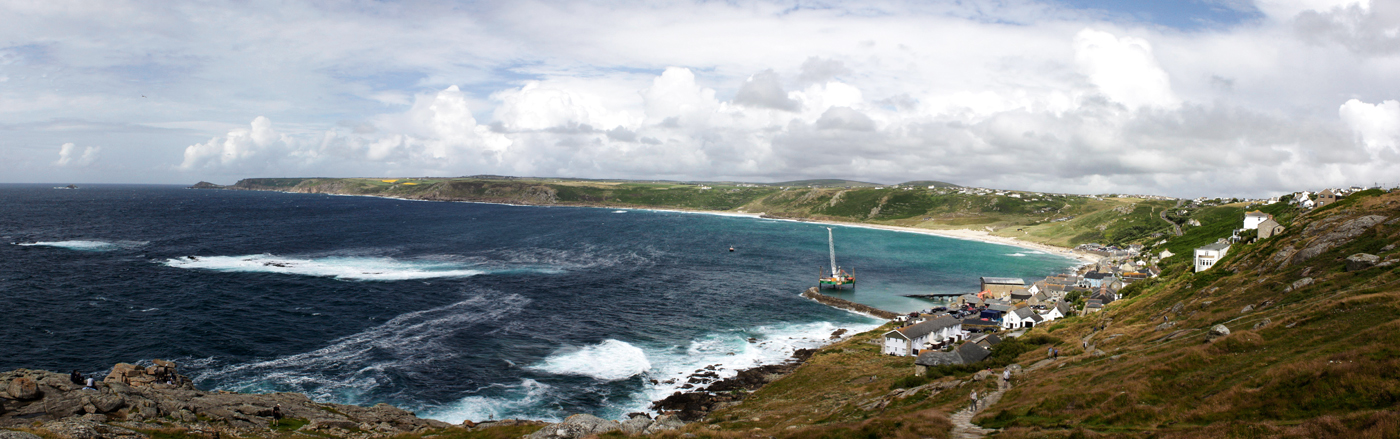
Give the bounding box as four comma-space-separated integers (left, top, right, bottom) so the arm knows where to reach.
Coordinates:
0, 363, 452, 439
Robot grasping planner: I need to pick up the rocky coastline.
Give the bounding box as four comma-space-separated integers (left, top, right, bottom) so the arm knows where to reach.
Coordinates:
0, 361, 464, 439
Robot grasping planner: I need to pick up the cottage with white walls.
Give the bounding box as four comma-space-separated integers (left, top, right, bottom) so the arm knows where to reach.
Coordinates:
882, 315, 963, 356
1243, 211, 1273, 230
1039, 302, 1073, 322
1195, 242, 1231, 272
1002, 307, 1043, 329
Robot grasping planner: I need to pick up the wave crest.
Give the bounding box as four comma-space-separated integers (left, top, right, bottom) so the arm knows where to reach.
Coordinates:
529, 339, 651, 381
17, 240, 146, 251
162, 254, 489, 281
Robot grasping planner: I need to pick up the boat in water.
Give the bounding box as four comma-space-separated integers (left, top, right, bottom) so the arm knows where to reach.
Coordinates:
818, 227, 855, 289
53, 184, 78, 190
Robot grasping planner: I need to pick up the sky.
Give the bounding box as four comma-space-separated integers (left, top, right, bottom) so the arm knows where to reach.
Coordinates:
2, 0, 1398, 198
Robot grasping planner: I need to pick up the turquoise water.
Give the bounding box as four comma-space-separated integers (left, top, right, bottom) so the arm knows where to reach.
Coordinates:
777, 222, 1079, 313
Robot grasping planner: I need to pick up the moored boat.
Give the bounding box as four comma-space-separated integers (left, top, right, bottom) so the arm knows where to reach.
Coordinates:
818, 227, 855, 289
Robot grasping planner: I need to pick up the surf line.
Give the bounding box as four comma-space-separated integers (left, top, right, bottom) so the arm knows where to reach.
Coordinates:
800, 287, 899, 320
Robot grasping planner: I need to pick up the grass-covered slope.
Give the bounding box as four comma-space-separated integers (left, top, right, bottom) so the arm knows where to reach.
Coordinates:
637, 190, 1398, 439
971, 190, 1400, 438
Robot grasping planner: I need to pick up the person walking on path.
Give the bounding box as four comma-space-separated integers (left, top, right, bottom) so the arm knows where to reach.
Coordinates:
1001, 369, 1011, 389
970, 390, 979, 411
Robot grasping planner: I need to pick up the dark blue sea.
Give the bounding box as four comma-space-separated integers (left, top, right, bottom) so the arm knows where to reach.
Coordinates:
0, 184, 1077, 421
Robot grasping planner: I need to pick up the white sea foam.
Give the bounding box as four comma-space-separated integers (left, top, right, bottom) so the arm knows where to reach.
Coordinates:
194, 293, 531, 406
529, 339, 651, 381
162, 254, 490, 281
17, 240, 144, 251
425, 379, 559, 423
612, 210, 627, 213
1006, 252, 1027, 257
622, 319, 880, 418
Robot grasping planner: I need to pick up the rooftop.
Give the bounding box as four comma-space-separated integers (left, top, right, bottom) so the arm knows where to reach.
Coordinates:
980, 277, 1026, 285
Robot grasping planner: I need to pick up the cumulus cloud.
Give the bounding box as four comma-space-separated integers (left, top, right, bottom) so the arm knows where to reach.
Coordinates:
179, 116, 288, 171
815, 106, 876, 131
1073, 29, 1178, 110
1340, 98, 1400, 155
733, 70, 801, 112
1294, 0, 1400, 54
55, 143, 99, 167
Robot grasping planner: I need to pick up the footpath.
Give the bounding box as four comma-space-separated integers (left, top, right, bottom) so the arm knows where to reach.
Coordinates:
948, 347, 1077, 438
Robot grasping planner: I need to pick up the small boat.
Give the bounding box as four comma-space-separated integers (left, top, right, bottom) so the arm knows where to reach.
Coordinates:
729, 246, 735, 252
54, 184, 78, 190
818, 228, 855, 289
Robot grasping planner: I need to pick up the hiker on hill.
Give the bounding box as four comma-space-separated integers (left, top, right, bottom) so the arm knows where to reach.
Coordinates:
970, 390, 979, 411
1001, 369, 1011, 389
271, 405, 283, 427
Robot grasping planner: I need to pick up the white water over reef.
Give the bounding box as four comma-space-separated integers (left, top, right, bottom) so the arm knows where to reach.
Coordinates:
529, 339, 652, 381
17, 240, 145, 251
448, 319, 884, 422
162, 254, 499, 281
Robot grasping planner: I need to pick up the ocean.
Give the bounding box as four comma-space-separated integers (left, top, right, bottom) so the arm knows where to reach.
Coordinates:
0, 184, 1078, 422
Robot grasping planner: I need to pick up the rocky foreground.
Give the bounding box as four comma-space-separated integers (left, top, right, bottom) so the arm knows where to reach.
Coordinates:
0, 360, 702, 439
0, 361, 467, 439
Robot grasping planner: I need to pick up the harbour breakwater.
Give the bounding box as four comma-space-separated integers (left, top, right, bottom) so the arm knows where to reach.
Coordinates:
800, 287, 900, 320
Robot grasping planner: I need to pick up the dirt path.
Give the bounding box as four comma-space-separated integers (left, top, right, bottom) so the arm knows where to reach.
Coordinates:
950, 385, 1004, 439
948, 356, 1068, 438
1159, 201, 1184, 236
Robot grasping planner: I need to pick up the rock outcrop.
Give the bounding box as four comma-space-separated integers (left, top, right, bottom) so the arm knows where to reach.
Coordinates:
1346, 253, 1380, 271
1, 362, 452, 439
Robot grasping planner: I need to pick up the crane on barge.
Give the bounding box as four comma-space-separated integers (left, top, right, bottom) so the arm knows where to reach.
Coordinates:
818, 227, 855, 290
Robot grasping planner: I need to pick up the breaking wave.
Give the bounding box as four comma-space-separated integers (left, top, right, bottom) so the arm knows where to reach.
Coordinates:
17, 240, 146, 252
162, 254, 505, 281
425, 379, 559, 423
529, 339, 651, 381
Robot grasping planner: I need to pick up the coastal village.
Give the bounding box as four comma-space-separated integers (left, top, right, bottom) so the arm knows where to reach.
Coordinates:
870, 185, 1382, 373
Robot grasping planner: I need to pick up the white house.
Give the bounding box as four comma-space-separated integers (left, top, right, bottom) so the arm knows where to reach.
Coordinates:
1039, 302, 1073, 322
1243, 211, 1272, 230
1002, 307, 1043, 329
1195, 242, 1231, 272
881, 315, 963, 356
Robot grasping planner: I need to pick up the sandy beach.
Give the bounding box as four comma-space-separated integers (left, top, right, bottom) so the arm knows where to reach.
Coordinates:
814, 221, 1102, 265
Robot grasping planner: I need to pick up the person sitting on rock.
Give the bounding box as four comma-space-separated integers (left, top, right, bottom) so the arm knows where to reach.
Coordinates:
84, 377, 96, 390
70, 370, 83, 385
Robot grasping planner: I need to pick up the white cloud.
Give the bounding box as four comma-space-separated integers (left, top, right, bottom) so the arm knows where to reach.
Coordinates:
733, 70, 801, 112
1340, 98, 1400, 155
55, 142, 99, 167
179, 116, 288, 171
1073, 29, 1178, 110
